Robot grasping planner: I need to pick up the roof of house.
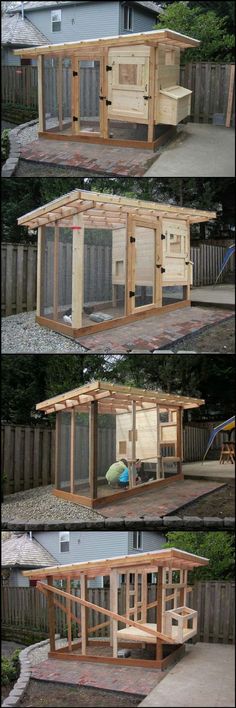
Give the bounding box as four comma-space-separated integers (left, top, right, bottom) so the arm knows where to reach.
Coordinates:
7, 2, 162, 16
1, 533, 57, 568
35, 381, 205, 416
22, 548, 209, 579
14, 28, 200, 56
1, 13, 49, 47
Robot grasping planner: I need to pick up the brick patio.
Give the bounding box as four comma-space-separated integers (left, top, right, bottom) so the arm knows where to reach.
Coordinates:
97, 479, 225, 518
76, 307, 233, 352
31, 658, 161, 695
20, 138, 158, 176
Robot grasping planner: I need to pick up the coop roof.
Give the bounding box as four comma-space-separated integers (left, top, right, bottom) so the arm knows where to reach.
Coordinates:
2, 13, 49, 47
1, 533, 57, 569
22, 547, 209, 580
18, 189, 216, 230
35, 381, 205, 416
13, 28, 200, 58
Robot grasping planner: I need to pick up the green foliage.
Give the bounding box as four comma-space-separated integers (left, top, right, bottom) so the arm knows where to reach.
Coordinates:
156, 2, 235, 62
2, 103, 38, 124
1, 129, 10, 163
1, 649, 20, 686
164, 532, 235, 580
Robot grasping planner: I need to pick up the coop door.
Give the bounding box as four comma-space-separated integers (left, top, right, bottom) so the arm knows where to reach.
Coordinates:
107, 47, 150, 120
75, 58, 101, 134
129, 219, 159, 312
162, 220, 190, 283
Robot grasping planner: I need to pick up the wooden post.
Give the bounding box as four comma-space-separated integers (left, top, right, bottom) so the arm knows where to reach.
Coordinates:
54, 413, 60, 490
147, 46, 155, 143
80, 573, 88, 655
129, 400, 136, 489
72, 56, 80, 134
38, 55, 45, 132
125, 572, 130, 619
156, 404, 161, 479
70, 409, 75, 494
89, 400, 98, 499
36, 226, 43, 316
101, 49, 109, 138
156, 218, 162, 308
226, 64, 235, 128
156, 566, 163, 661
110, 570, 118, 658
53, 226, 59, 321
176, 407, 183, 474
72, 212, 84, 329
47, 576, 56, 652
57, 57, 63, 131
134, 573, 138, 621
126, 214, 133, 316
66, 576, 72, 651
141, 572, 147, 622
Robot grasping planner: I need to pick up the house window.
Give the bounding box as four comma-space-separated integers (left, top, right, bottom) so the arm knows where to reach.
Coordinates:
51, 9, 61, 32
59, 531, 70, 553
132, 531, 143, 550
124, 5, 133, 31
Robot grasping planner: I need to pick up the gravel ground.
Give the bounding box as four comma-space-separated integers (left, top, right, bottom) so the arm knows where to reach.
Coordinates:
1, 640, 26, 659
1, 312, 87, 353
18, 681, 142, 707
1, 485, 104, 522
172, 480, 235, 518
168, 316, 235, 353
15, 160, 96, 177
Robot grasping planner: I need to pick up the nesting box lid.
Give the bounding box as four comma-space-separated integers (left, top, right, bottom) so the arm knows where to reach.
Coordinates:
159, 85, 192, 100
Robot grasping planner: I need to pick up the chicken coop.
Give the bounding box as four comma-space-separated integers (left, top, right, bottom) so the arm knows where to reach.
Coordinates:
22, 548, 209, 670
14, 29, 200, 150
36, 381, 205, 508
18, 190, 216, 340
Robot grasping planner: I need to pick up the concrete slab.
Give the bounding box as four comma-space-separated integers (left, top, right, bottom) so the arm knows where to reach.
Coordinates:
145, 124, 235, 177
183, 460, 235, 482
191, 285, 235, 310
139, 643, 235, 707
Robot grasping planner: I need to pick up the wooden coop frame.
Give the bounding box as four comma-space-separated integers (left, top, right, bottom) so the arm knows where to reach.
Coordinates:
18, 190, 216, 340
22, 548, 209, 670
36, 381, 205, 508
14, 29, 200, 150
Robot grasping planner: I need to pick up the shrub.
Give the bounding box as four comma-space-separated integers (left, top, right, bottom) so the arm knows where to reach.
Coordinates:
1, 649, 20, 686
1, 129, 10, 163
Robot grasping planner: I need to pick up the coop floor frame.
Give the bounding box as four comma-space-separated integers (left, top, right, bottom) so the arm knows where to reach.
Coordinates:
22, 548, 208, 670
18, 189, 216, 342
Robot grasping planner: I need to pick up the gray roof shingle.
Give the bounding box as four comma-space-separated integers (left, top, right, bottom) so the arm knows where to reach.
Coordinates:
1, 533, 57, 568
2, 14, 49, 46
6, 1, 163, 15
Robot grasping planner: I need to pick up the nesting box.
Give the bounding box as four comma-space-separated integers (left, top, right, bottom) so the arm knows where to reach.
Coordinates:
14, 29, 200, 150
17, 190, 216, 341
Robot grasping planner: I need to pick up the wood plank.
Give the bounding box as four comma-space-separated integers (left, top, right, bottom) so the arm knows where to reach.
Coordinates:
47, 577, 56, 651
38, 56, 45, 131
72, 212, 84, 329
89, 400, 98, 499
80, 574, 88, 655
226, 64, 235, 128
70, 409, 75, 494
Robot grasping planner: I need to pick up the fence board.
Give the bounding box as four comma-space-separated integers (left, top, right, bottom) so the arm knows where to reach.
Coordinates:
1, 582, 234, 645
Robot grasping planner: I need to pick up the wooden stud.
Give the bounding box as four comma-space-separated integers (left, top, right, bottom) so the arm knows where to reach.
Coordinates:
72, 56, 80, 134
226, 64, 235, 128
47, 576, 56, 652
89, 400, 98, 499
54, 413, 60, 489
70, 409, 75, 494
72, 212, 84, 329
57, 57, 63, 131
129, 400, 136, 489
110, 570, 118, 657
53, 226, 59, 321
147, 46, 156, 143
38, 55, 45, 131
80, 573, 88, 655
36, 226, 43, 316
66, 577, 72, 651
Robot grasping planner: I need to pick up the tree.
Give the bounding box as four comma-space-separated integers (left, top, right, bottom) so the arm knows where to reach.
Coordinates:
156, 2, 235, 62
164, 531, 235, 580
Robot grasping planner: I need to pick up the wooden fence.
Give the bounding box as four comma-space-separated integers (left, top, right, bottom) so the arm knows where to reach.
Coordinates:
2, 422, 234, 496
1, 581, 235, 645
2, 62, 235, 127
1, 241, 234, 317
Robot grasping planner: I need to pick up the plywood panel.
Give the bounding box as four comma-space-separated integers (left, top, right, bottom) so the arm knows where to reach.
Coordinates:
162, 219, 189, 284
108, 46, 149, 120
116, 408, 177, 462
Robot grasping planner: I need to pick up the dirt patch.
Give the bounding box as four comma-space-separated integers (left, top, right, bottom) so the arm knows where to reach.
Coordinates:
18, 679, 142, 707
173, 480, 235, 517
170, 317, 235, 353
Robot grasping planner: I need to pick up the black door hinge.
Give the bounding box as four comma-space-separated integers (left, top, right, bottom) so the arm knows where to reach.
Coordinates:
99, 95, 105, 100
130, 236, 135, 243
156, 264, 161, 268
73, 116, 78, 121
106, 65, 112, 71
185, 261, 190, 265
129, 291, 135, 297
161, 233, 165, 240
144, 95, 152, 100
73, 71, 78, 77
106, 99, 112, 106
161, 267, 165, 273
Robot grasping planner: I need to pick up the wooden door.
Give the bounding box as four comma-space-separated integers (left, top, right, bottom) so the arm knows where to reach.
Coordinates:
128, 218, 161, 313
161, 219, 191, 284
107, 46, 150, 121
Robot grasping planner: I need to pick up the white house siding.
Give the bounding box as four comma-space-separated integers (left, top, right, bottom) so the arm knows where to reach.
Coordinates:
24, 2, 120, 45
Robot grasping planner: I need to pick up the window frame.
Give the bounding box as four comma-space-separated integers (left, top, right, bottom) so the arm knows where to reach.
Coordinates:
59, 530, 70, 553
132, 531, 143, 550
123, 5, 133, 32
51, 8, 62, 33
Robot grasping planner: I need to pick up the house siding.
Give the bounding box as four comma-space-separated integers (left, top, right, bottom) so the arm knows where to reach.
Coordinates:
2, 48, 21, 66
119, 4, 157, 35
33, 531, 129, 565
9, 569, 30, 587
128, 531, 166, 554
25, 2, 120, 45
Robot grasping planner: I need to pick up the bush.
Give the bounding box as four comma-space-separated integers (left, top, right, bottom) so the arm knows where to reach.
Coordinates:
1, 649, 20, 686
1, 129, 10, 163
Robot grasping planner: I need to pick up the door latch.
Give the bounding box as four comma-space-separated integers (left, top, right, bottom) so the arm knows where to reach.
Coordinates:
130, 236, 135, 243
129, 291, 135, 297
143, 95, 152, 100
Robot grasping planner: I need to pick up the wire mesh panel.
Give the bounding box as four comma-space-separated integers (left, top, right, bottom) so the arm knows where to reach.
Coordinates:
58, 227, 72, 323
82, 228, 126, 327
74, 413, 90, 496
42, 227, 54, 319
97, 412, 116, 498
79, 60, 100, 133
134, 226, 155, 308
44, 57, 72, 133
57, 412, 71, 491
162, 285, 185, 305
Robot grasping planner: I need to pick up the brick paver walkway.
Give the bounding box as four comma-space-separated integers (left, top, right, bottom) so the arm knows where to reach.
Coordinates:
76, 307, 232, 352
97, 479, 224, 518
21, 139, 157, 176
32, 658, 160, 695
